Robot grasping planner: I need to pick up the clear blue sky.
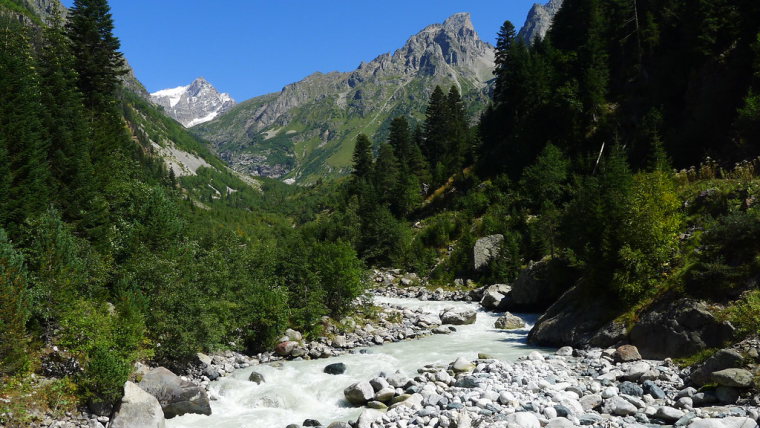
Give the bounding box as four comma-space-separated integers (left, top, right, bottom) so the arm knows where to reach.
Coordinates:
61, 1, 538, 101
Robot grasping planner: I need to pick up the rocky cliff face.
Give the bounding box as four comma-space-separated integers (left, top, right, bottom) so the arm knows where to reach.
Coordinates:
151, 78, 236, 128
193, 13, 495, 182
517, 0, 564, 43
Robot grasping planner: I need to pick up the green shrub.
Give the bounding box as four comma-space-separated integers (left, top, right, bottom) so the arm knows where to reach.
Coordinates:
0, 228, 30, 376
725, 290, 760, 338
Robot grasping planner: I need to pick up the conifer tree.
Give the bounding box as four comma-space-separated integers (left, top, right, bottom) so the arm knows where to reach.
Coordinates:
0, 228, 30, 375
351, 134, 373, 180
444, 86, 469, 173
423, 86, 448, 172
40, 13, 95, 220
388, 117, 412, 169
0, 25, 51, 233
494, 21, 516, 103
66, 0, 126, 109
373, 143, 400, 207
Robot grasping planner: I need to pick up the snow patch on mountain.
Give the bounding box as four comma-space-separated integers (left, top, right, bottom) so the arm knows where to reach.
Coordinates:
150, 78, 236, 127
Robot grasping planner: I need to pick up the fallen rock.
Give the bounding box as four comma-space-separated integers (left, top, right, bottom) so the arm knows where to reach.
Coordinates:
480, 284, 509, 311
275, 341, 296, 356
344, 381, 375, 405
111, 382, 166, 428
138, 367, 211, 419
473, 234, 504, 271
495, 312, 526, 330
691, 349, 745, 386
712, 368, 753, 388
324, 362, 347, 375
440, 308, 476, 325
248, 371, 265, 384
614, 345, 642, 362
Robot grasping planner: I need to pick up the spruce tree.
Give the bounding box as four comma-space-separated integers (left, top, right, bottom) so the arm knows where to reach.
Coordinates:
423, 86, 449, 182
0, 228, 30, 376
373, 143, 400, 207
66, 0, 126, 109
40, 13, 95, 221
0, 24, 51, 233
494, 21, 516, 103
388, 117, 412, 170
351, 134, 373, 180
444, 86, 469, 174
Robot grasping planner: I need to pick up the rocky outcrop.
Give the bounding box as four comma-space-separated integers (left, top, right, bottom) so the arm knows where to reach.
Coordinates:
138, 367, 212, 419
528, 286, 618, 348
111, 382, 166, 428
505, 258, 578, 312
151, 78, 236, 127
630, 299, 736, 359
518, 0, 564, 43
479, 284, 509, 310
691, 349, 746, 387
473, 235, 504, 271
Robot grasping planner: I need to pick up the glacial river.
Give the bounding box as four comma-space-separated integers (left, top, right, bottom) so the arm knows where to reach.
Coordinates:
168, 297, 543, 428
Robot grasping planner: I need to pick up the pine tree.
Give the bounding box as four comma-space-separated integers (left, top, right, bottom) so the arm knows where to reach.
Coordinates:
351, 134, 373, 180
40, 13, 96, 221
0, 228, 30, 375
373, 143, 400, 207
494, 21, 517, 103
66, 0, 126, 109
388, 117, 412, 170
423, 86, 448, 173
443, 86, 469, 174
0, 24, 51, 233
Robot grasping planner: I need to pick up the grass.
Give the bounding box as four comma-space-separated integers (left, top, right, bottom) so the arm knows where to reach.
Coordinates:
0, 375, 77, 426
672, 348, 718, 368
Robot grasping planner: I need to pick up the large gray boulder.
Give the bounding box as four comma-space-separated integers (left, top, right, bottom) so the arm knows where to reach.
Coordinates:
528, 286, 618, 348
494, 313, 526, 330
138, 367, 211, 419
111, 382, 166, 428
629, 299, 735, 359
712, 368, 753, 388
440, 308, 477, 325
505, 258, 578, 312
344, 381, 375, 405
479, 284, 509, 311
690, 349, 745, 386
473, 234, 503, 270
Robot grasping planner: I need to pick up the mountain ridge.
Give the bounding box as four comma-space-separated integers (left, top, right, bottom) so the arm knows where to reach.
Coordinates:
193, 12, 495, 183
151, 77, 236, 127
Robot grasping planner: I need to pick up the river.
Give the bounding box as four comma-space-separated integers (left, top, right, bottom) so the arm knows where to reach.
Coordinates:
168, 297, 544, 428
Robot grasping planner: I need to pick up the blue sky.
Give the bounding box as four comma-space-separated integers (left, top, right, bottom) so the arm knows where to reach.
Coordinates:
61, 1, 538, 101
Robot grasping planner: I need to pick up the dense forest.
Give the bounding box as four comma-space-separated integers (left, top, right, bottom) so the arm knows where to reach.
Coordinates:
0, 0, 365, 414
1, 0, 760, 422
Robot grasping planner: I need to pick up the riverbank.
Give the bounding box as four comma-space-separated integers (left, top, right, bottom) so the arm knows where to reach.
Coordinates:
339, 345, 759, 428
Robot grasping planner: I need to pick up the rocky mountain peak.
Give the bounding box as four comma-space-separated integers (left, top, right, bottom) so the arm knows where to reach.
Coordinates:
151, 78, 236, 128
442, 12, 476, 37
518, 0, 564, 43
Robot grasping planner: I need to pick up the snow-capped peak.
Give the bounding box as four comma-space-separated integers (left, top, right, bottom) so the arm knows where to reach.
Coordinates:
150, 78, 236, 127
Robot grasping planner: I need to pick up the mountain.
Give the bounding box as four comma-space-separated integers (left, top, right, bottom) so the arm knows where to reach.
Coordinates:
517, 0, 564, 43
193, 12, 495, 183
151, 77, 236, 127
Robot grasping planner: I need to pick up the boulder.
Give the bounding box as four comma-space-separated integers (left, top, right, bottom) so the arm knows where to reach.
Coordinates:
248, 371, 265, 384
505, 258, 578, 312
711, 368, 753, 388
603, 396, 638, 416
111, 382, 166, 428
614, 345, 642, 362
528, 285, 618, 348
495, 312, 526, 330
303, 419, 321, 427
275, 341, 297, 356
655, 406, 686, 422
374, 387, 395, 402
480, 284, 509, 311
327, 422, 353, 428
688, 417, 758, 428
556, 346, 573, 357
629, 298, 735, 359
344, 381, 375, 405
137, 367, 211, 419
324, 362, 347, 375
473, 234, 504, 270
505, 412, 540, 428
452, 357, 475, 373
440, 308, 476, 325
690, 349, 745, 386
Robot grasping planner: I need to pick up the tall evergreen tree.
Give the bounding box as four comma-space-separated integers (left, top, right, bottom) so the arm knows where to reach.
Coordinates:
40, 13, 95, 220
494, 21, 517, 103
373, 143, 400, 207
388, 117, 412, 170
443, 86, 470, 173
0, 24, 51, 233
423, 86, 448, 173
351, 134, 373, 180
66, 0, 125, 109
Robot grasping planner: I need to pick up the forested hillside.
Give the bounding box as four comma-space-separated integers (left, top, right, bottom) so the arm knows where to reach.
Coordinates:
0, 0, 364, 419
2, 0, 760, 424
308, 0, 760, 344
